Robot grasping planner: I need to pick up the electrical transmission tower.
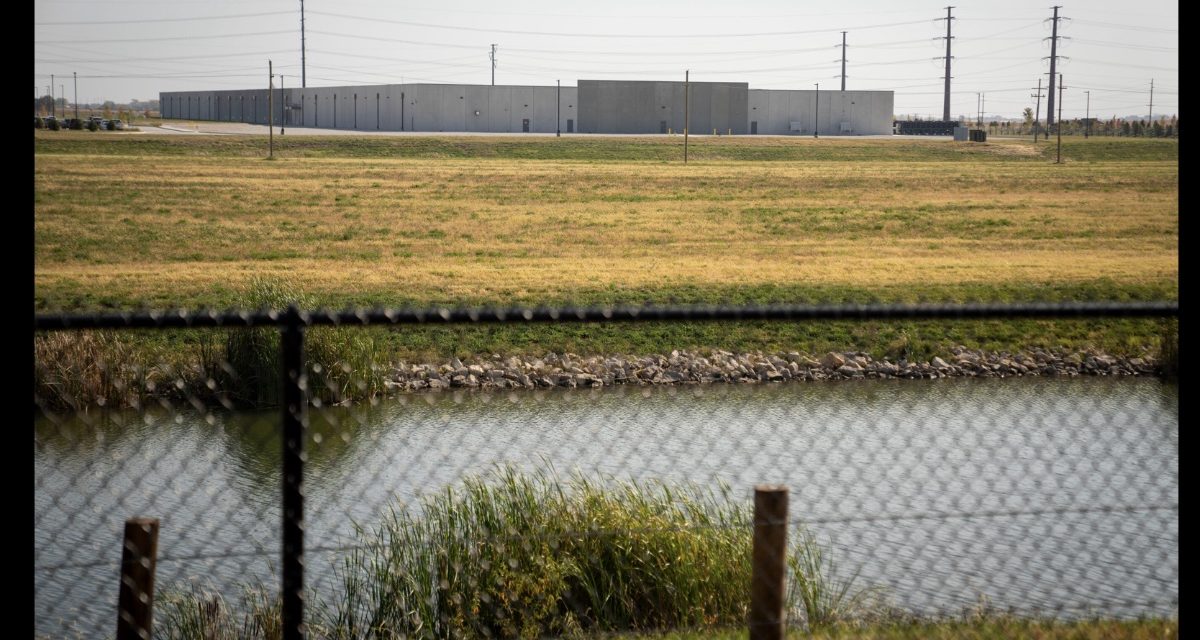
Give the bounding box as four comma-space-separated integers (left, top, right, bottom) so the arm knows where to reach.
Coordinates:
938, 6, 955, 122
1044, 6, 1069, 133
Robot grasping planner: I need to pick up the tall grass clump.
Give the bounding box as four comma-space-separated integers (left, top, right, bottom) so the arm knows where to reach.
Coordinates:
158, 581, 282, 640
324, 467, 883, 638
789, 528, 888, 631
34, 330, 157, 409
221, 276, 388, 407
1158, 317, 1178, 379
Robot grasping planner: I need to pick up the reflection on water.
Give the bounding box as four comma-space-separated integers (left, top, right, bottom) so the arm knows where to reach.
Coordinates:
35, 376, 1177, 637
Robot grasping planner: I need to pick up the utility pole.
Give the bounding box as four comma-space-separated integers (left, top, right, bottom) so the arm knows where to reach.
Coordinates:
47, 86, 53, 117
51, 75, 55, 118
976, 92, 980, 127
490, 44, 497, 86
1084, 90, 1090, 138
1056, 74, 1064, 164
939, 6, 954, 122
300, 0, 306, 88
268, 60, 274, 158
813, 83, 819, 138
840, 31, 847, 91
73, 72, 78, 120
280, 74, 285, 135
1148, 78, 1154, 132
1031, 78, 1044, 142
1044, 5, 1063, 134
60, 84, 65, 118
684, 70, 689, 163
556, 79, 561, 137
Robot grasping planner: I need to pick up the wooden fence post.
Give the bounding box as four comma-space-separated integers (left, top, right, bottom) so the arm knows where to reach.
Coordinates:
750, 485, 788, 640
117, 517, 159, 640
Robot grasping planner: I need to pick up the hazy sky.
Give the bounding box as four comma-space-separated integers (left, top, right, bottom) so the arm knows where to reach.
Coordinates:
34, 0, 1177, 119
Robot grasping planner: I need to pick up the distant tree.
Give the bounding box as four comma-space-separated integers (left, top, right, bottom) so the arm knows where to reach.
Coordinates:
1153, 121, 1164, 137
34, 116, 43, 129
1023, 107, 1034, 130
47, 118, 60, 131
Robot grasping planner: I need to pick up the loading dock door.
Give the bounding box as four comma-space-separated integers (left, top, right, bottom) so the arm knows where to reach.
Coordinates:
522, 118, 530, 132
751, 121, 758, 135
567, 119, 574, 133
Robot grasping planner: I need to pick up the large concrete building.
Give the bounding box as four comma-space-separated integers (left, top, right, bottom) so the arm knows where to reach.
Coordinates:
161, 80, 893, 135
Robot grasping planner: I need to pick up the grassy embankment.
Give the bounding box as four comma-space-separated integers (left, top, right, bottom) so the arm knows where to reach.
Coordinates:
34, 134, 1177, 406
153, 467, 1176, 639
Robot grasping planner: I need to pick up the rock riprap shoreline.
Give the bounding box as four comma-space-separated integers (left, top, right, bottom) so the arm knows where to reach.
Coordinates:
384, 347, 1161, 392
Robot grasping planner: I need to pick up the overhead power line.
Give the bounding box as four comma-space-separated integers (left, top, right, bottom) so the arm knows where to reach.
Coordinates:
305, 10, 930, 38
35, 10, 294, 26
35, 29, 296, 44
1071, 19, 1177, 33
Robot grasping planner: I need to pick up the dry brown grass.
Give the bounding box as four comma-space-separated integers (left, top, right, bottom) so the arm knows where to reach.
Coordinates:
34, 140, 1176, 308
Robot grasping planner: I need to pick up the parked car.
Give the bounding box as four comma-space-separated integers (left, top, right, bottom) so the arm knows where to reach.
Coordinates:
111, 119, 126, 130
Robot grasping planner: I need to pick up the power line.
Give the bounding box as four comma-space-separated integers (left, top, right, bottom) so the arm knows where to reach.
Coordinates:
35, 10, 294, 25
305, 10, 931, 38
35, 29, 296, 44
1071, 19, 1177, 33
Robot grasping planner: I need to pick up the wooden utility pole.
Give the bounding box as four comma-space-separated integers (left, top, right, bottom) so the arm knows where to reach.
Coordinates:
684, 70, 689, 163
1055, 74, 1064, 164
269, 60, 274, 158
813, 83, 819, 138
840, 31, 847, 91
750, 486, 788, 640
1031, 78, 1044, 142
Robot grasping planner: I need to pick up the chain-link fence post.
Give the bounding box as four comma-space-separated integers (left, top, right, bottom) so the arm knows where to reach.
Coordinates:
282, 307, 307, 640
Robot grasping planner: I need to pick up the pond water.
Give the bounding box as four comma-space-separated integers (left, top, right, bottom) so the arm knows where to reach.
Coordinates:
35, 375, 1178, 637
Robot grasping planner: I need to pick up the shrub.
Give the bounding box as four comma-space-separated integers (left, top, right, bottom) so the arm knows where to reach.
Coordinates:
69, 118, 83, 130
34, 117, 43, 129
87, 120, 99, 132
106, 119, 116, 131
47, 118, 60, 131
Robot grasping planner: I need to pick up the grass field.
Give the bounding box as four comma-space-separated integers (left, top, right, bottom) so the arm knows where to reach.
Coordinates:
34, 133, 1177, 383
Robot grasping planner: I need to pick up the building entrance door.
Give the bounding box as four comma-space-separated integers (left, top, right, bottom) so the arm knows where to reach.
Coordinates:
522, 118, 530, 132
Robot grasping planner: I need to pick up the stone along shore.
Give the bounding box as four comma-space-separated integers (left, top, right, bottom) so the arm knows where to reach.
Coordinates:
383, 347, 1162, 392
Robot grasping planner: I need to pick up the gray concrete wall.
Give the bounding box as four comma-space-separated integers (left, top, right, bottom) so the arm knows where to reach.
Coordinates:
161, 84, 580, 133
161, 83, 888, 135
748, 89, 893, 135
577, 80, 748, 134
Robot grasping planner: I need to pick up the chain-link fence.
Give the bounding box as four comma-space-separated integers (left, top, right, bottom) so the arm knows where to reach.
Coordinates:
34, 303, 1178, 639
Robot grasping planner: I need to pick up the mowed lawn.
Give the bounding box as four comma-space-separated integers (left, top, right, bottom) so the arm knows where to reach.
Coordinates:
34, 134, 1177, 310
